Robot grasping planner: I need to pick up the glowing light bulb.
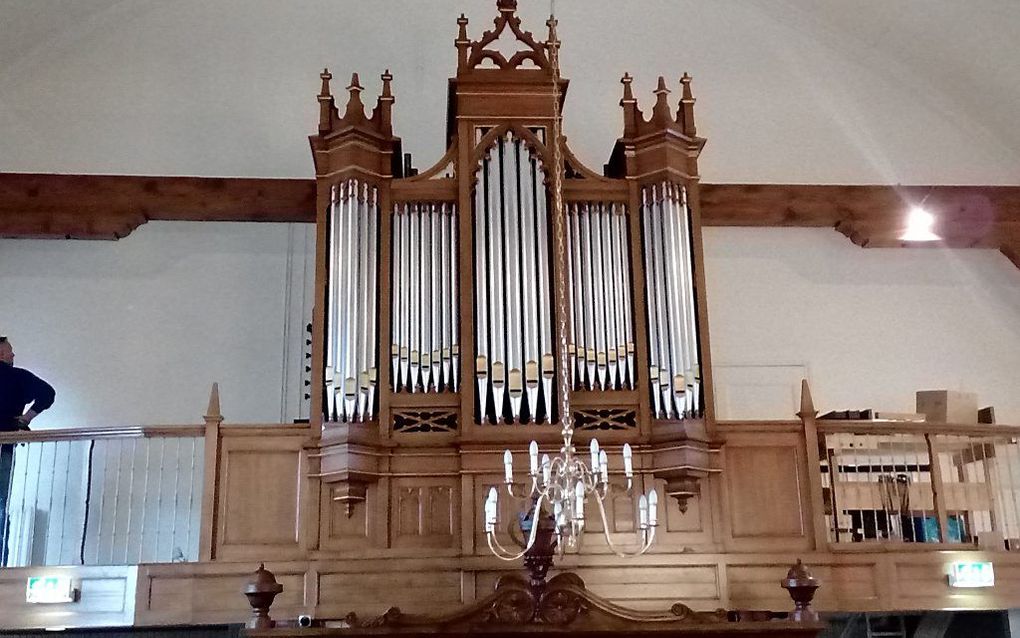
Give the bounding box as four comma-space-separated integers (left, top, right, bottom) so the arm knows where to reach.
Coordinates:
900, 206, 940, 242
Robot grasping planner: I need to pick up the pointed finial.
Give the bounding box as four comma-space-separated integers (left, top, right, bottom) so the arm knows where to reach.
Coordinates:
381, 69, 393, 98
318, 68, 332, 98
680, 72, 694, 99
455, 13, 471, 68
348, 72, 363, 93
205, 382, 223, 424
497, 0, 518, 13
678, 72, 697, 136
798, 379, 817, 419
546, 15, 559, 43
620, 73, 635, 103
651, 75, 672, 125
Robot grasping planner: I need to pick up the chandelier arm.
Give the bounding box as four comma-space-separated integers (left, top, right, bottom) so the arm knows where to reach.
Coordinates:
487, 491, 549, 561
591, 486, 651, 558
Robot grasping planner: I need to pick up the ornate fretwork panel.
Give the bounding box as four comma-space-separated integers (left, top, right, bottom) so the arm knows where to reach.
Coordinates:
566, 202, 635, 391
390, 202, 459, 394
473, 131, 556, 425
392, 410, 459, 434
641, 182, 702, 421
325, 179, 379, 423
572, 408, 638, 432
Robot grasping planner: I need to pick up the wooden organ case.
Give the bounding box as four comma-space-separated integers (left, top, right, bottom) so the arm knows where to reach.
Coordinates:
308, 0, 717, 558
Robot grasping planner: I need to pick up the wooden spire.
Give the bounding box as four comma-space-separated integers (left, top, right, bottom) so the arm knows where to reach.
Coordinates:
204, 382, 223, 425
317, 68, 336, 134
797, 379, 817, 419
341, 72, 367, 125
651, 76, 672, 127
678, 72, 697, 137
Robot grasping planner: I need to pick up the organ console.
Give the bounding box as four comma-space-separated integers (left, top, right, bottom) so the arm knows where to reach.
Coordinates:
309, 0, 714, 516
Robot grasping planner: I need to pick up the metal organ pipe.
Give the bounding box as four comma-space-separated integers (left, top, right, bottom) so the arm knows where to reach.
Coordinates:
565, 202, 635, 392
473, 132, 555, 424
641, 182, 702, 420
391, 202, 460, 395
325, 179, 379, 423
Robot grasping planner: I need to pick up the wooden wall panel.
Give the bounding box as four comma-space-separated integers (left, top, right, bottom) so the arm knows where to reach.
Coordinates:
391, 478, 459, 549
0, 566, 137, 629
137, 563, 306, 626
315, 569, 462, 617
215, 435, 307, 561
318, 482, 373, 552
721, 432, 811, 552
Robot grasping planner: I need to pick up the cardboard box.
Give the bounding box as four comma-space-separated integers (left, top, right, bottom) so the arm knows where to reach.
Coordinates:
916, 390, 978, 424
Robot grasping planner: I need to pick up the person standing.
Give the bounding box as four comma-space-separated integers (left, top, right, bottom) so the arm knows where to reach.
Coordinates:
0, 335, 55, 563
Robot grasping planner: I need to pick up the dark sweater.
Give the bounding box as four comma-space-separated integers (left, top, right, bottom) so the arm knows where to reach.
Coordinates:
0, 361, 55, 431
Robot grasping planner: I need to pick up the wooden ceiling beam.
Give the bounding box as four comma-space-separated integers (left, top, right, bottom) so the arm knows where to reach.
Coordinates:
1, 173, 1018, 268
0, 173, 316, 239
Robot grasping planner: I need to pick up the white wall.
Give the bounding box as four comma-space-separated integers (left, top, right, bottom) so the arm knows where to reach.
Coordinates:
0, 221, 314, 428
705, 227, 1020, 423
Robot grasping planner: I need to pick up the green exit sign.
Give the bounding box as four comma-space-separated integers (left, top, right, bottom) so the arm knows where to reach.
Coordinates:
948, 561, 995, 588
25, 576, 76, 604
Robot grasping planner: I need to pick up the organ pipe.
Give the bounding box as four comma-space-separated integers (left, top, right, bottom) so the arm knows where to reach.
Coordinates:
474, 132, 555, 424
565, 202, 635, 392
325, 179, 379, 423
641, 182, 702, 420
391, 202, 460, 394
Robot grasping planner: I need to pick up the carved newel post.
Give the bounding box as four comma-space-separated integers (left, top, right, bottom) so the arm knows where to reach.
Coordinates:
781, 559, 820, 622
244, 563, 284, 629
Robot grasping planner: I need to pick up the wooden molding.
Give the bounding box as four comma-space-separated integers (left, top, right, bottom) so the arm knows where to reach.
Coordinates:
2, 174, 1018, 267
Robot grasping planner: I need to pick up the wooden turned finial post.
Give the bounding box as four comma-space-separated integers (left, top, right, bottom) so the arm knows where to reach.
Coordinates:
781, 559, 820, 622
204, 382, 223, 425
619, 73, 638, 137
318, 68, 335, 134
678, 72, 697, 137
243, 563, 284, 629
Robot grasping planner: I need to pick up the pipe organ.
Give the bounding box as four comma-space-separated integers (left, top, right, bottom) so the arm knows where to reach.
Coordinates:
309, 0, 715, 514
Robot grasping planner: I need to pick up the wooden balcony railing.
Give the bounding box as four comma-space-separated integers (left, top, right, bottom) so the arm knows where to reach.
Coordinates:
0, 424, 205, 567
814, 420, 1020, 550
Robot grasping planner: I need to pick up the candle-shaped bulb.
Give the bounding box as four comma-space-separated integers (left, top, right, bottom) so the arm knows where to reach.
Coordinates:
638, 494, 649, 529
589, 438, 600, 473
542, 454, 551, 485
485, 487, 498, 531
623, 443, 633, 477
503, 449, 513, 484
554, 500, 564, 527
599, 450, 609, 484
648, 489, 659, 526
529, 440, 539, 476
574, 481, 585, 519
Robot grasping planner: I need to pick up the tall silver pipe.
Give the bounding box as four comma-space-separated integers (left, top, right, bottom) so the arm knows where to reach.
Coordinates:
678, 186, 701, 415
391, 203, 401, 389
475, 156, 490, 420
600, 203, 620, 390
615, 205, 635, 389
533, 155, 554, 422
487, 148, 506, 422
448, 205, 459, 391
520, 152, 540, 416
503, 135, 524, 420
366, 186, 379, 418
642, 186, 663, 418
565, 203, 579, 389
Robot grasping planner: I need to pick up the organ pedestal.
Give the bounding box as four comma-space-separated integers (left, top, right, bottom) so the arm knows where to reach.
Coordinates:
308, 0, 714, 517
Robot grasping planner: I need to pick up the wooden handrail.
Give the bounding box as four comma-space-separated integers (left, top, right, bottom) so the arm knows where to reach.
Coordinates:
815, 420, 1020, 438
0, 423, 206, 444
